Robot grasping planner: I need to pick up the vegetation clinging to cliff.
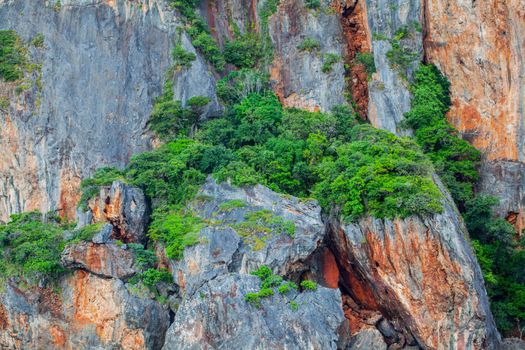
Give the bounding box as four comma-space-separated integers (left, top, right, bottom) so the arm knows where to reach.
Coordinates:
406, 64, 525, 336
0, 30, 26, 82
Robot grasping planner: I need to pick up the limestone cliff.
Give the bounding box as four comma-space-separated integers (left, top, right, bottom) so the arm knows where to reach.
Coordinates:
424, 0, 525, 232
1, 0, 525, 349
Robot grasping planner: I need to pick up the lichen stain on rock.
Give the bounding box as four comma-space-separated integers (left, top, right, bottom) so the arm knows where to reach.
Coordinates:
49, 325, 67, 347
58, 167, 81, 221
0, 303, 9, 330
72, 270, 122, 343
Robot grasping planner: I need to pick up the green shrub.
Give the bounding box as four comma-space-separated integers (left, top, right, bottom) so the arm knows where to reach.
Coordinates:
218, 199, 247, 212
0, 30, 26, 82
314, 124, 443, 221
304, 0, 320, 9
128, 243, 158, 271
224, 32, 264, 69
168, 0, 225, 71
68, 223, 105, 244
297, 38, 321, 53
354, 52, 376, 78
148, 208, 203, 259
31, 34, 45, 48
216, 69, 270, 105
172, 44, 196, 70
141, 268, 173, 287
321, 53, 340, 73
0, 212, 67, 283
300, 280, 317, 291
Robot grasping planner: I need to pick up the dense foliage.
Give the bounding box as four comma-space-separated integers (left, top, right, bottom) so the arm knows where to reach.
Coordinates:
406, 64, 524, 336
0, 30, 26, 82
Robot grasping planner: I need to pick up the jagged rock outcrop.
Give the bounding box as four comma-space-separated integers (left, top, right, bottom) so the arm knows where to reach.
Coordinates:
163, 273, 344, 350
162, 178, 347, 349
0, 0, 220, 221
424, 0, 525, 231
87, 181, 150, 243
328, 178, 501, 349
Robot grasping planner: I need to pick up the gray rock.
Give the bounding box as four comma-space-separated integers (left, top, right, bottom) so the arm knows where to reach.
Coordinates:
91, 224, 113, 244
170, 177, 325, 296
89, 181, 149, 243
0, 0, 220, 221
365, 0, 422, 135
347, 328, 388, 350
163, 273, 345, 350
76, 208, 93, 229
61, 241, 136, 279
503, 338, 525, 350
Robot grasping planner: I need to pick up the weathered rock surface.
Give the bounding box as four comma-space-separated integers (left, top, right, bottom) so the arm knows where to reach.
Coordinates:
328, 178, 501, 349
163, 273, 345, 350
170, 178, 325, 295
61, 241, 136, 279
0, 270, 169, 350
424, 0, 525, 230
88, 181, 149, 243
365, 0, 422, 135
160, 178, 347, 349
0, 0, 220, 221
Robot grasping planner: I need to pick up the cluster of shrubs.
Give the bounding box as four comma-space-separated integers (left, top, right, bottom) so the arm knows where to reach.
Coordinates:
0, 30, 26, 82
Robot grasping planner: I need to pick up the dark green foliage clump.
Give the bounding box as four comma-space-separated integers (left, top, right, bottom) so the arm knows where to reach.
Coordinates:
354, 52, 376, 78
171, 44, 196, 70
68, 223, 105, 244
224, 32, 265, 69
314, 124, 442, 221
148, 81, 211, 140
0, 30, 26, 82
216, 69, 270, 105
304, 0, 321, 9
168, 0, 225, 71
404, 64, 480, 209
0, 212, 68, 283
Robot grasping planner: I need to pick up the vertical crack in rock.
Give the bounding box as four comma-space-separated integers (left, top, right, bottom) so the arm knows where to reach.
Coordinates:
335, 0, 371, 119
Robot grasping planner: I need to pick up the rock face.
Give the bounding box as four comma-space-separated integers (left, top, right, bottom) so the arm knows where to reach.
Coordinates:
365, 0, 422, 135
0, 0, 219, 221
0, 271, 169, 350
424, 0, 525, 230
328, 178, 501, 349
88, 181, 150, 243
61, 240, 136, 279
162, 178, 347, 349
163, 273, 344, 350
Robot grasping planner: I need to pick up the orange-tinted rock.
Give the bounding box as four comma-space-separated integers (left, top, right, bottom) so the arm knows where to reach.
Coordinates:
0, 270, 169, 350
88, 181, 149, 243
424, 0, 525, 230
328, 179, 501, 349
335, 0, 372, 118
61, 241, 136, 279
